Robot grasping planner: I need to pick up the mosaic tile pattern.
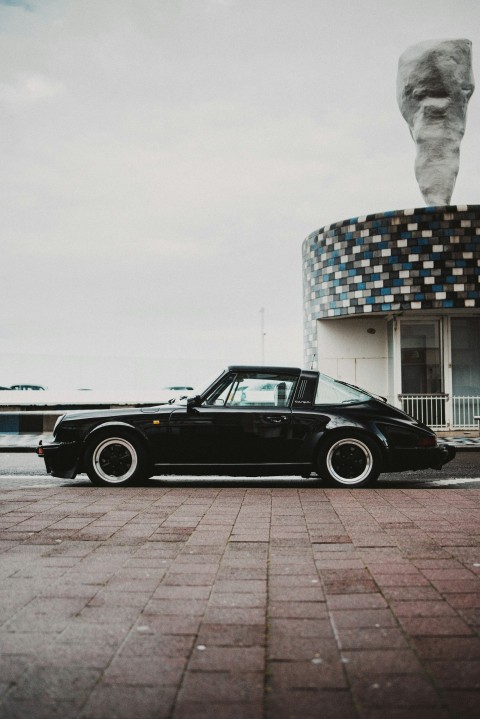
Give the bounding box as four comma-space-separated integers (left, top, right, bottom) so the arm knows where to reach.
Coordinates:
303, 205, 480, 364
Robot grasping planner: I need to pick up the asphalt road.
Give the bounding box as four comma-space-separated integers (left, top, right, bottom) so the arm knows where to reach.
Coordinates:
0, 450, 479, 489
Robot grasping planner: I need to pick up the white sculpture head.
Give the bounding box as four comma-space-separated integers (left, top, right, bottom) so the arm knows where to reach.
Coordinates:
397, 39, 474, 206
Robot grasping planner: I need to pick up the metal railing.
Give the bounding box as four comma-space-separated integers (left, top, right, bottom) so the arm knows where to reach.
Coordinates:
399, 394, 448, 430
399, 394, 480, 430
452, 396, 480, 429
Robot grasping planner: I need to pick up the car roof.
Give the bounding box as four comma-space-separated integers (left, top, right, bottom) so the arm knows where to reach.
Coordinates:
227, 365, 303, 375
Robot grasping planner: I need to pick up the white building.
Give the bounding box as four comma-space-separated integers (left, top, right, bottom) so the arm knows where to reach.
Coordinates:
303, 205, 480, 431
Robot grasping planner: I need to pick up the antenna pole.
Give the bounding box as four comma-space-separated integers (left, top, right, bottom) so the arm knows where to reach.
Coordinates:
260, 307, 266, 364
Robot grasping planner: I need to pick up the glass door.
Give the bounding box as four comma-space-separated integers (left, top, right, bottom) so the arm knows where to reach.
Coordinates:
400, 320, 445, 427
451, 317, 480, 428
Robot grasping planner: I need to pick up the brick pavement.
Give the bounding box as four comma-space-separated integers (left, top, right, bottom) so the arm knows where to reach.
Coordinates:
0, 485, 479, 718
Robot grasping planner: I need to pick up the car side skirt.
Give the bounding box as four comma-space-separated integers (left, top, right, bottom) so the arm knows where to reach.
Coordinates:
151, 462, 312, 477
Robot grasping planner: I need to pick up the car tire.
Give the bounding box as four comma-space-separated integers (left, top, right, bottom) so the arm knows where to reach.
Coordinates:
84, 430, 148, 487
317, 432, 381, 488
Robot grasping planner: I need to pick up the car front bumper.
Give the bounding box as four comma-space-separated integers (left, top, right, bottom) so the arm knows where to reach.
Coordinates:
37, 440, 81, 479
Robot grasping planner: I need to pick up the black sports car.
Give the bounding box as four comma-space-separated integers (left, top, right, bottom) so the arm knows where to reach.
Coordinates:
37, 365, 455, 488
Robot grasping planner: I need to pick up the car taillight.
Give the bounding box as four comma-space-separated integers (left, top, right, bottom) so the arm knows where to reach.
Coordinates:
417, 436, 437, 448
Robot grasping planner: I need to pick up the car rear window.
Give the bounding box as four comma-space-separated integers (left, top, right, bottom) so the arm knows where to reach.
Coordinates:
315, 374, 372, 405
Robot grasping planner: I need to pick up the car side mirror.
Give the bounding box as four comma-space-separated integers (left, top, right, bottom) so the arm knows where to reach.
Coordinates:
187, 395, 202, 411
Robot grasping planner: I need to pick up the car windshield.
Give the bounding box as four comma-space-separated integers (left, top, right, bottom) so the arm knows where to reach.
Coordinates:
315, 374, 373, 405
169, 371, 226, 405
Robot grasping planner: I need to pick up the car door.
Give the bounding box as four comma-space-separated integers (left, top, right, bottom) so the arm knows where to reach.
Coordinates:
167, 372, 300, 466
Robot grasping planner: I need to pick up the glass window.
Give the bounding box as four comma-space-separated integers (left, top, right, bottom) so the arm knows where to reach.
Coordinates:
451, 318, 480, 395
203, 375, 236, 406
401, 321, 443, 394
204, 373, 297, 407
315, 374, 371, 405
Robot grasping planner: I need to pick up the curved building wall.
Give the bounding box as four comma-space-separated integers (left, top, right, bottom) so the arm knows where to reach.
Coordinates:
303, 205, 480, 367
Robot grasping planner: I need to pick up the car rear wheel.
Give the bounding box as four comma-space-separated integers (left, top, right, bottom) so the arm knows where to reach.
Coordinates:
84, 431, 147, 487
317, 433, 381, 488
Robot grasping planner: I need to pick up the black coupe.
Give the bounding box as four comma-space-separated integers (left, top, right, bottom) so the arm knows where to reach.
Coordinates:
37, 365, 454, 488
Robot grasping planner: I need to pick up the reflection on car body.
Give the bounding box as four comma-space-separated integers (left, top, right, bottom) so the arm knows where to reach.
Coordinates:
37, 365, 455, 488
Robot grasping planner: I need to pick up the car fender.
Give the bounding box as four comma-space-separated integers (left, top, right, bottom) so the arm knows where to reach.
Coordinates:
313, 423, 388, 465
83, 421, 153, 460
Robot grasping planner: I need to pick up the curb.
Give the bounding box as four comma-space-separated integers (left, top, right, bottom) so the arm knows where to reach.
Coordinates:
1, 437, 479, 453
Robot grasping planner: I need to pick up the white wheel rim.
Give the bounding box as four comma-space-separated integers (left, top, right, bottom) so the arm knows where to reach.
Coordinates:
93, 437, 138, 483
326, 438, 373, 485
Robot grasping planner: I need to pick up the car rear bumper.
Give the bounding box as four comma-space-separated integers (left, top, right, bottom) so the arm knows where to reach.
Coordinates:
37, 440, 81, 479
388, 443, 456, 472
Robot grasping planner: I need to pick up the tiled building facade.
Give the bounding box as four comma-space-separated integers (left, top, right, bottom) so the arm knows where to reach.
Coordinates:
303, 205, 480, 430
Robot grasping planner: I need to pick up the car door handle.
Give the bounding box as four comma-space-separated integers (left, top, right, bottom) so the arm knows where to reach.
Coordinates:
266, 415, 289, 423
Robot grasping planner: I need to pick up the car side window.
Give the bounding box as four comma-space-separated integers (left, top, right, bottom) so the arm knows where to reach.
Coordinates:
315, 374, 371, 405
225, 374, 297, 407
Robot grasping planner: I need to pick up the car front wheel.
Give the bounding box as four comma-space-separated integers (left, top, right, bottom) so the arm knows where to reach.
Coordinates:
317, 433, 381, 488
84, 431, 147, 487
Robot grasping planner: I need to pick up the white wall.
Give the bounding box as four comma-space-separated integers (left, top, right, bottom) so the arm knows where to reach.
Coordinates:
316, 318, 388, 397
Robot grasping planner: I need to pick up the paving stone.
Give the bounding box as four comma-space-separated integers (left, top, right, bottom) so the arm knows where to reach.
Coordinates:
439, 689, 480, 718
269, 658, 348, 690
351, 672, 442, 706
266, 690, 357, 719
268, 601, 328, 619
397, 616, 474, 636
412, 635, 480, 659
326, 593, 387, 609
269, 617, 334, 639
137, 613, 202, 635
336, 626, 409, 650
80, 684, 176, 719
188, 645, 264, 672
141, 598, 208, 616
389, 600, 458, 617
330, 608, 397, 629
358, 706, 449, 719
342, 648, 423, 675
173, 701, 263, 719
203, 606, 265, 624
428, 659, 480, 689
178, 670, 264, 703
196, 623, 265, 647
267, 634, 339, 662
208, 592, 266, 608
7, 665, 100, 703
102, 655, 186, 686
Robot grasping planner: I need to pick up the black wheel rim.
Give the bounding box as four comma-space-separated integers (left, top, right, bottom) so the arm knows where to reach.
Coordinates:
99, 444, 133, 477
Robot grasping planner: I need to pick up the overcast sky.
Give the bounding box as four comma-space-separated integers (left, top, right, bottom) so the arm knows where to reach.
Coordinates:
1, 0, 479, 389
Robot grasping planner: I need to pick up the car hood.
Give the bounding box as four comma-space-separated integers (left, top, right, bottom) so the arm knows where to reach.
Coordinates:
62, 403, 176, 424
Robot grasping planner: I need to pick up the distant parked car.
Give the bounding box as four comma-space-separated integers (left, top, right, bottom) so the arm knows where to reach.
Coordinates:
38, 365, 455, 488
163, 386, 194, 392
0, 386, 11, 390
10, 384, 46, 390
162, 385, 194, 400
